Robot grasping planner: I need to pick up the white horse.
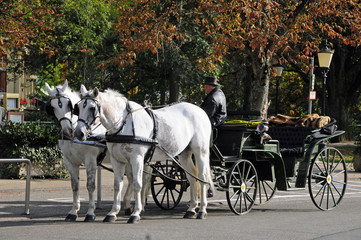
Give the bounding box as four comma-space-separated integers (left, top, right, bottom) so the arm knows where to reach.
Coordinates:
45, 80, 137, 221
74, 85, 214, 223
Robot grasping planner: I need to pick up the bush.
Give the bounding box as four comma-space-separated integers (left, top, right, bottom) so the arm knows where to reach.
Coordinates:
24, 109, 53, 122
0, 121, 67, 179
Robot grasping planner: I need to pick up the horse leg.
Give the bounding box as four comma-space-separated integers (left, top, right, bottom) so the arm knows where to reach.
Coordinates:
127, 157, 144, 224
193, 149, 212, 220
178, 151, 199, 219
103, 160, 126, 223
123, 163, 134, 216
140, 164, 152, 214
123, 164, 150, 217
84, 162, 97, 222
63, 159, 80, 221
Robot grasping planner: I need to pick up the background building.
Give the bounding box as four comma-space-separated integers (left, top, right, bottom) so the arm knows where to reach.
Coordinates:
0, 50, 36, 112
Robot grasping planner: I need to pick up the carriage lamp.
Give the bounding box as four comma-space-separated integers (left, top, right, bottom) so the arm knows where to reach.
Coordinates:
317, 41, 334, 116
272, 65, 284, 115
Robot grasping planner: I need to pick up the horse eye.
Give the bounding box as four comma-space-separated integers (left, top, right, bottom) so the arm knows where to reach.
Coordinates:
90, 107, 96, 112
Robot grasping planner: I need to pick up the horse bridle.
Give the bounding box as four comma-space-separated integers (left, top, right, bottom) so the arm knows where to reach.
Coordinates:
46, 88, 74, 126
73, 96, 102, 132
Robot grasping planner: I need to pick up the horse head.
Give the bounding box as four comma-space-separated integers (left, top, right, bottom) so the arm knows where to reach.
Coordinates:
73, 85, 103, 141
45, 80, 79, 138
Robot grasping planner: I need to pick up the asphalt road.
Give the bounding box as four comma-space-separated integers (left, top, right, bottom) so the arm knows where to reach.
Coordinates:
1, 167, 361, 240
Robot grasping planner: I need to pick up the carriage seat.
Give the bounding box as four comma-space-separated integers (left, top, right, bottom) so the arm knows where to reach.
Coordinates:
267, 126, 314, 157
267, 126, 314, 178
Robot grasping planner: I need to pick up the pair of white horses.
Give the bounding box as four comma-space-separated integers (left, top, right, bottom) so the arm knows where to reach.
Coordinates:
46, 80, 213, 223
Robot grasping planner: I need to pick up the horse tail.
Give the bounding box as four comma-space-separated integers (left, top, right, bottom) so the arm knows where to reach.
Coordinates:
206, 161, 214, 194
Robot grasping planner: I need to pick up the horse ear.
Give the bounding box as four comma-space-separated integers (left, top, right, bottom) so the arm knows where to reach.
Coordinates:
80, 84, 87, 96
62, 80, 68, 91
93, 87, 99, 97
45, 82, 52, 94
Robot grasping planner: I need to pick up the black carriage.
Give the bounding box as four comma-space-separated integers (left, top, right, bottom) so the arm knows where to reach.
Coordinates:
150, 119, 347, 215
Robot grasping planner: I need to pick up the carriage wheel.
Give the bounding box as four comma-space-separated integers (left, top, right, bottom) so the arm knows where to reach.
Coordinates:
151, 160, 187, 210
226, 159, 258, 215
256, 179, 276, 205
308, 147, 347, 211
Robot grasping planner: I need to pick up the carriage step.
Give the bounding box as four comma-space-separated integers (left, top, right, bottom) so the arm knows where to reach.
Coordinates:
216, 187, 227, 192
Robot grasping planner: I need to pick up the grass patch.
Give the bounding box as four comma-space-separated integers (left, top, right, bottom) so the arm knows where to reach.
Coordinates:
335, 145, 356, 163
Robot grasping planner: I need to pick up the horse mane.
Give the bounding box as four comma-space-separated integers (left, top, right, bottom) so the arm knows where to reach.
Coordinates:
101, 89, 127, 102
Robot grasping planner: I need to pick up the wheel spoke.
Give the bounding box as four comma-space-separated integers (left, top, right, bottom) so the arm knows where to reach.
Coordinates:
230, 172, 241, 187
314, 161, 326, 175
330, 160, 342, 174
244, 165, 251, 182
332, 179, 346, 185
245, 174, 256, 185
331, 170, 346, 178
311, 173, 327, 180
318, 184, 327, 207
329, 185, 337, 207
242, 192, 248, 212
244, 190, 255, 203
313, 182, 326, 198
330, 182, 342, 197
155, 184, 165, 197
160, 188, 167, 206
320, 153, 328, 172
232, 190, 241, 210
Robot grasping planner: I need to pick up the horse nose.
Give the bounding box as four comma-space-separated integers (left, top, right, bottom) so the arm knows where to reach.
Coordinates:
74, 128, 85, 140
63, 127, 72, 137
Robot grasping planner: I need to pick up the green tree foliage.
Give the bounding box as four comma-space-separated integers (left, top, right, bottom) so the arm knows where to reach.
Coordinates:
23, 0, 117, 90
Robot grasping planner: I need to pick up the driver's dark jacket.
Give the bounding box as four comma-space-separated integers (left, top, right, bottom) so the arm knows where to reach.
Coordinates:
200, 87, 227, 127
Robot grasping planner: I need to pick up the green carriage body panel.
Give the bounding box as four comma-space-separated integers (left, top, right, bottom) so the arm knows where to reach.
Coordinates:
211, 123, 346, 191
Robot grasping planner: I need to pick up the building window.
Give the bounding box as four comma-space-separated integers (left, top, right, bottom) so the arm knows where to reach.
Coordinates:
7, 98, 18, 109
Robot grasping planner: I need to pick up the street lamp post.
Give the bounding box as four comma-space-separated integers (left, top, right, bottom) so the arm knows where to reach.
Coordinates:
273, 65, 283, 115
317, 41, 334, 116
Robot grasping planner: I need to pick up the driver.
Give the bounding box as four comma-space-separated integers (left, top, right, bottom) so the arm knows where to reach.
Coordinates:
200, 76, 227, 198
200, 76, 227, 128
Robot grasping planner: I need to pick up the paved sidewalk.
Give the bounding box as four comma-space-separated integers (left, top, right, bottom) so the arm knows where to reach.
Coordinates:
0, 163, 115, 192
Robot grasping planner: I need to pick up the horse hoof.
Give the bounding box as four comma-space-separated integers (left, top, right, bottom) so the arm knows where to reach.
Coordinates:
124, 207, 134, 216
65, 214, 77, 222
197, 211, 207, 219
127, 215, 140, 224
183, 211, 196, 219
84, 214, 96, 222
103, 215, 117, 222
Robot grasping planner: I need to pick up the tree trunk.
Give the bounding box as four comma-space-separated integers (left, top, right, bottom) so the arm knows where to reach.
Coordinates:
327, 43, 361, 139
244, 51, 271, 117
168, 69, 179, 103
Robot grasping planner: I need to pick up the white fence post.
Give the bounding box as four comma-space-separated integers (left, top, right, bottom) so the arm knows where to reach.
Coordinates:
0, 158, 31, 215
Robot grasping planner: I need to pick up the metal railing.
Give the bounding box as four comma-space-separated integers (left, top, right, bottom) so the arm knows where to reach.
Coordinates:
0, 158, 31, 215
